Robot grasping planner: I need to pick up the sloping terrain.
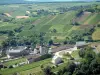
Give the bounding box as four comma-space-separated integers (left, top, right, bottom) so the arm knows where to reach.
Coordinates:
92, 27, 100, 40
84, 13, 100, 25
19, 11, 77, 41
75, 11, 92, 24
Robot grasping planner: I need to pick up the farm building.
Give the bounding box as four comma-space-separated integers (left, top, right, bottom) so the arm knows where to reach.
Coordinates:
34, 48, 38, 54
26, 55, 41, 64
26, 11, 30, 14
35, 45, 49, 55
52, 56, 63, 65
39, 46, 48, 55
6, 46, 29, 58
76, 41, 87, 48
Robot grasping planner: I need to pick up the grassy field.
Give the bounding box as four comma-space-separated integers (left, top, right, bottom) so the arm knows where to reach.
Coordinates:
20, 67, 44, 75
83, 13, 100, 25
0, 58, 51, 75
4, 57, 27, 66
92, 28, 100, 40
0, 22, 20, 31
17, 11, 76, 40
71, 50, 80, 59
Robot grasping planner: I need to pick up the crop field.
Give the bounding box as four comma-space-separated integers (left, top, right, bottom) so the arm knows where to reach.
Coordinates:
4, 57, 27, 66
92, 28, 100, 40
16, 11, 76, 40
0, 22, 20, 31
0, 58, 51, 75
87, 13, 100, 25
0, 4, 30, 17
83, 13, 100, 25
20, 67, 43, 75
77, 12, 92, 24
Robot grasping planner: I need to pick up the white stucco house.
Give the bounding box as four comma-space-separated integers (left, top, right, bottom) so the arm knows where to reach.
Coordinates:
39, 46, 48, 55
34, 48, 38, 54
48, 48, 52, 54
52, 56, 63, 65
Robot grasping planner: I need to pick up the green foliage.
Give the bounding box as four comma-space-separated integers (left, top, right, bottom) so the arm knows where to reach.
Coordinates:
43, 66, 55, 75
56, 62, 77, 75
69, 26, 95, 42
79, 49, 85, 58
49, 40, 53, 46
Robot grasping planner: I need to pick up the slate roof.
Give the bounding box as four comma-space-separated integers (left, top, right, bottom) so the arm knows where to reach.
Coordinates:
52, 45, 74, 53
76, 41, 86, 47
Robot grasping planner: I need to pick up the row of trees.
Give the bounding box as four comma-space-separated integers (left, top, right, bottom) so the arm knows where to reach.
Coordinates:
1, 31, 50, 48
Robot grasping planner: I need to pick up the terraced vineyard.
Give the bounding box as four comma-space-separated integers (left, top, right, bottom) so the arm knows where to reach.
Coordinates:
0, 2, 100, 44
92, 28, 100, 40
17, 11, 77, 41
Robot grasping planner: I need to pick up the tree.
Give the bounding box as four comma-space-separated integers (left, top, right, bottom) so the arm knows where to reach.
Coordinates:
43, 66, 55, 75
9, 65, 13, 68
49, 40, 53, 46
73, 70, 85, 75
94, 4, 98, 13
97, 24, 100, 27
1, 40, 9, 49
8, 31, 14, 36
67, 62, 77, 73
79, 49, 85, 58
53, 29, 57, 33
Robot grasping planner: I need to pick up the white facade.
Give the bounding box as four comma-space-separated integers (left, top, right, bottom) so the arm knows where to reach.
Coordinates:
34, 48, 38, 54
39, 46, 43, 55
39, 46, 48, 55
72, 46, 77, 51
48, 48, 52, 54
52, 56, 62, 65
7, 54, 10, 59
76, 41, 86, 47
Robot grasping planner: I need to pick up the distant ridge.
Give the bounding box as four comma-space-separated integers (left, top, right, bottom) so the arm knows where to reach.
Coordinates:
0, 0, 99, 4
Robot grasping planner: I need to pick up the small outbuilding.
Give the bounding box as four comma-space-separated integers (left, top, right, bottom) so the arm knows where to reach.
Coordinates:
52, 56, 63, 65
76, 41, 87, 49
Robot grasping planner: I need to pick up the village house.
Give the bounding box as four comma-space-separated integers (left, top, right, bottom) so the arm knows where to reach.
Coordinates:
6, 46, 29, 58
52, 56, 63, 65
33, 45, 49, 55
